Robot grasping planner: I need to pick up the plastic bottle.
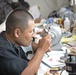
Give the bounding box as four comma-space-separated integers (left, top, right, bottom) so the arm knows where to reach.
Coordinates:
64, 17, 70, 31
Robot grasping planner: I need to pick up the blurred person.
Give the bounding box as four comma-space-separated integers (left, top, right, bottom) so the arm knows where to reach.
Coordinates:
18, 0, 30, 11
0, 0, 13, 32
0, 0, 13, 24
0, 0, 30, 32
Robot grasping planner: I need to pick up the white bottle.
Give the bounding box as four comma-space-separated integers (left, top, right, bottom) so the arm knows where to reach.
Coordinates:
64, 17, 70, 31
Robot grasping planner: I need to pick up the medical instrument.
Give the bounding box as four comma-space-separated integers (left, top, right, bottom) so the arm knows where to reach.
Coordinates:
41, 23, 62, 50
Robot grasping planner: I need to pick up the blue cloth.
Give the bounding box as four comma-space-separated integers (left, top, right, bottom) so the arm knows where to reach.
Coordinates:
0, 31, 28, 75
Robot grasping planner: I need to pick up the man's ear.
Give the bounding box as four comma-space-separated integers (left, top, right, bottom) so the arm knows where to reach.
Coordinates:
14, 28, 21, 38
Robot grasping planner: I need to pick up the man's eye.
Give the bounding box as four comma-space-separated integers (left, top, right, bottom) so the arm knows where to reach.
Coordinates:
30, 31, 33, 33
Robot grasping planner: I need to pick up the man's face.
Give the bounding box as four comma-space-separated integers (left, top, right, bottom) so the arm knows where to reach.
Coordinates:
16, 20, 35, 46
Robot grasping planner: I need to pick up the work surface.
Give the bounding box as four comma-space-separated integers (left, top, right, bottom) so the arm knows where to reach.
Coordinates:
34, 23, 76, 75
36, 34, 76, 75
36, 49, 69, 75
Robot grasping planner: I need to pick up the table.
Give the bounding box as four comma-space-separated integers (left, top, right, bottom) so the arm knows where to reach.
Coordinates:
37, 49, 69, 75
34, 24, 76, 75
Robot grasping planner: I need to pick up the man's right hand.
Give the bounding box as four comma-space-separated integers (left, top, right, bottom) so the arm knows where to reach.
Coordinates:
37, 34, 52, 53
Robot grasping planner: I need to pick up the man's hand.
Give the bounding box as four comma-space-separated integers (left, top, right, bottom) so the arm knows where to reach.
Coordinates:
37, 34, 52, 53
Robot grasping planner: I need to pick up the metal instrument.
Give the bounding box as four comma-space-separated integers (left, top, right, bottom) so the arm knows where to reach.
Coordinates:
41, 23, 62, 50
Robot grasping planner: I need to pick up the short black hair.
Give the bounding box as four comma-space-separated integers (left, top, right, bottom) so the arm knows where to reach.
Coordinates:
11, 2, 22, 10
18, 0, 30, 11
6, 8, 33, 33
21, 1, 30, 11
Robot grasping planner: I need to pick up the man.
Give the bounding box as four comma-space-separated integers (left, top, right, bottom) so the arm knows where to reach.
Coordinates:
0, 8, 51, 75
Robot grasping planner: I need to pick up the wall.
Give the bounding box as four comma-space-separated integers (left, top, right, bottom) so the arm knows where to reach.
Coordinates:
12, 0, 69, 19
25, 0, 57, 19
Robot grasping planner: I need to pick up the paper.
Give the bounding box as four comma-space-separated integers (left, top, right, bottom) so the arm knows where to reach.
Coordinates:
42, 51, 65, 67
37, 51, 68, 75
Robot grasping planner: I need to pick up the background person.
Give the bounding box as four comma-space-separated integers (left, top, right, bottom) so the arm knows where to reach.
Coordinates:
0, 0, 13, 32
18, 0, 30, 11
0, 0, 30, 32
